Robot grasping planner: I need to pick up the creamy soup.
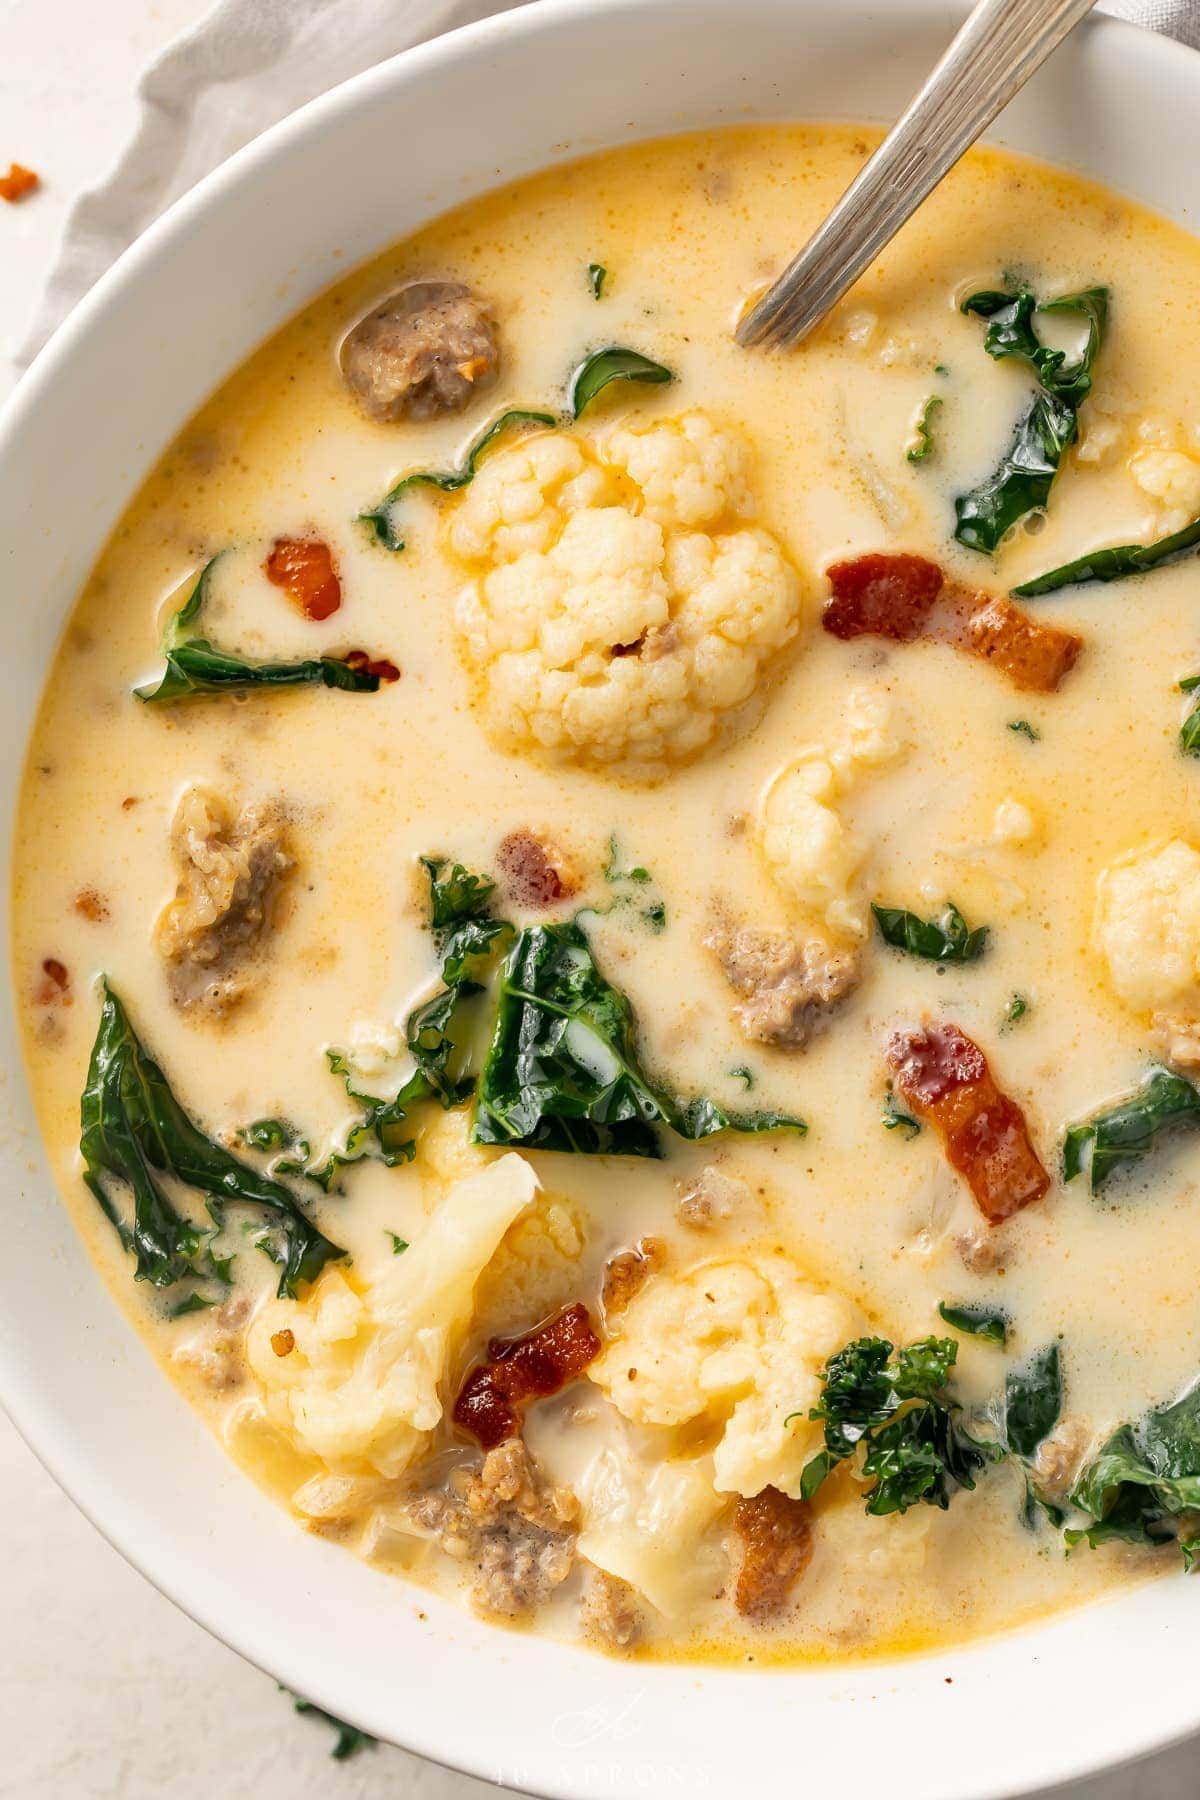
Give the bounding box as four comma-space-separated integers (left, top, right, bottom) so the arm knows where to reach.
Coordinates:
17, 123, 1200, 1666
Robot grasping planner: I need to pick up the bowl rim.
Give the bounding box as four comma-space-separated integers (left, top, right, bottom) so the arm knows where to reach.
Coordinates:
4, 2, 1200, 1796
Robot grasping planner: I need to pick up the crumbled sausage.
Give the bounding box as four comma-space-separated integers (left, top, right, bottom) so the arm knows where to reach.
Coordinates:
954, 1226, 1006, 1275
0, 163, 39, 203
155, 786, 294, 1015
581, 1567, 644, 1652
454, 1301, 601, 1449
733, 1487, 814, 1621
496, 829, 578, 908
676, 1165, 753, 1230
340, 281, 499, 423
403, 1440, 577, 1618
601, 1237, 666, 1315
1029, 1417, 1091, 1502
172, 1295, 250, 1391
707, 924, 860, 1047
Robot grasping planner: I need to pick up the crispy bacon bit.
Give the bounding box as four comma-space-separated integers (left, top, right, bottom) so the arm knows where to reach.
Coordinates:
35, 958, 70, 1005
496, 829, 577, 908
0, 163, 39, 204
264, 536, 342, 621
886, 1022, 1049, 1224
733, 1487, 814, 1621
74, 888, 109, 922
824, 553, 943, 641
958, 593, 1080, 693
824, 553, 1081, 694
454, 1302, 601, 1450
270, 1328, 296, 1357
344, 649, 400, 683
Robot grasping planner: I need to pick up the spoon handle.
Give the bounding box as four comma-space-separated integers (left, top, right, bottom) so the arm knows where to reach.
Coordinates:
736, 0, 1098, 349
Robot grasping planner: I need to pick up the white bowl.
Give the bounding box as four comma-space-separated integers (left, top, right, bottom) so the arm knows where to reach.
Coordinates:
2, 2, 1198, 1794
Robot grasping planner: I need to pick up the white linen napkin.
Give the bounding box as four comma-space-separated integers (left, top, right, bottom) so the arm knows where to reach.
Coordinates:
17, 0, 1200, 361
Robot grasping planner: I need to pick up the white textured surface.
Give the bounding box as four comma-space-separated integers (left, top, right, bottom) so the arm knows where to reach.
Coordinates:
1, 0, 1199, 1793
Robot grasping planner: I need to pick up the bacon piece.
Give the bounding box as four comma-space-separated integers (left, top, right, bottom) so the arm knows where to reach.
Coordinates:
454, 1302, 601, 1450
496, 829, 577, 908
824, 553, 1080, 694
824, 553, 943, 641
886, 1023, 1049, 1224
0, 163, 39, 203
733, 1487, 814, 1621
344, 649, 400, 683
954, 593, 1080, 693
264, 536, 342, 621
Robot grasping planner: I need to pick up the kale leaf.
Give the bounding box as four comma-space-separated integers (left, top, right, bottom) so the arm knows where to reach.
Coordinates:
954, 285, 1108, 554
593, 834, 665, 932
938, 1301, 1008, 1345
882, 1087, 921, 1139
906, 394, 942, 464
587, 263, 608, 299
1005, 1343, 1063, 1460
1062, 1066, 1200, 1193
473, 919, 805, 1155
1069, 1378, 1200, 1562
800, 1335, 1000, 1515
1013, 513, 1200, 597
872, 899, 988, 962
1003, 991, 1030, 1027
1003, 1342, 1065, 1527
81, 980, 343, 1297
321, 858, 512, 1176
568, 347, 673, 418
135, 559, 383, 702
1180, 673, 1200, 757
360, 409, 556, 551
288, 1692, 376, 1761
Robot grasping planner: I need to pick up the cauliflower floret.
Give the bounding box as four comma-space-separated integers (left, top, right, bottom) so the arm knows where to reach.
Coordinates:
1074, 407, 1124, 468
758, 751, 869, 941
589, 1253, 863, 1499
448, 432, 616, 565
1095, 841, 1200, 1054
245, 1155, 536, 1478
1130, 447, 1200, 534
601, 411, 753, 528
576, 1447, 727, 1618
451, 412, 808, 774
991, 796, 1039, 848
472, 1189, 587, 1340
758, 685, 908, 942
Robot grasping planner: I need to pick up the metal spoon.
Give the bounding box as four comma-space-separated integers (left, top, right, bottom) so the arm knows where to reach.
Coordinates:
736, 0, 1099, 350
